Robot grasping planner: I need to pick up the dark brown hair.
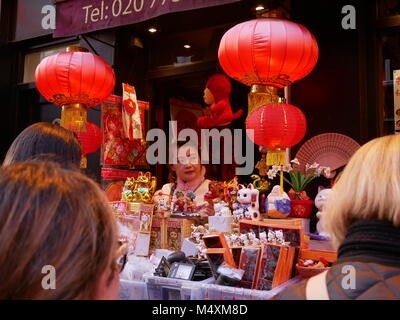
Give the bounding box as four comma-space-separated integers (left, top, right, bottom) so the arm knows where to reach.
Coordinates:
0, 161, 117, 299
3, 122, 82, 169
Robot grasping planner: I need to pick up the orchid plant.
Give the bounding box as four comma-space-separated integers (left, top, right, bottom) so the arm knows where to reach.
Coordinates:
266, 159, 331, 200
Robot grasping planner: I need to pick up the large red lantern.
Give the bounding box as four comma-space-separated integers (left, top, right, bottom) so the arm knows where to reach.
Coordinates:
35, 46, 115, 129
218, 18, 318, 115
246, 102, 307, 165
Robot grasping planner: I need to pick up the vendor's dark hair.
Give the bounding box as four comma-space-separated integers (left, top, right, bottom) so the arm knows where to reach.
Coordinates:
3, 122, 82, 170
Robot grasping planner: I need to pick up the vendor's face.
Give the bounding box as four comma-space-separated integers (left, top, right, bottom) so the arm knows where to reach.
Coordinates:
203, 87, 214, 105
173, 146, 202, 183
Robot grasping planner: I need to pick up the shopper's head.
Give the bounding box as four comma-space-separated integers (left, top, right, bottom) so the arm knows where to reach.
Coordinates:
324, 134, 400, 248
169, 142, 205, 183
0, 161, 119, 299
3, 122, 82, 169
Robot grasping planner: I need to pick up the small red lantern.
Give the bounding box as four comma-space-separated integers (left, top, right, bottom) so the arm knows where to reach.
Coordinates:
246, 102, 306, 165
65, 121, 102, 168
218, 18, 318, 115
35, 46, 115, 129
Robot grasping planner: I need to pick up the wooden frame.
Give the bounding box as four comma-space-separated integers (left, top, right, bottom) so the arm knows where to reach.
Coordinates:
238, 247, 262, 289
257, 244, 296, 291
239, 220, 306, 248
203, 232, 236, 268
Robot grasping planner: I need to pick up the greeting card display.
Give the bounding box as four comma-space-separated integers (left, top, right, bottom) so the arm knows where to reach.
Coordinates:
166, 218, 192, 251
128, 202, 155, 257
111, 201, 141, 254
150, 217, 167, 253
102, 95, 149, 167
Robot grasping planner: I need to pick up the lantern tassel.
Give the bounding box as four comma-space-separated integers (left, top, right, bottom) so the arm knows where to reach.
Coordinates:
266, 149, 287, 166
81, 156, 87, 169
61, 103, 87, 132
247, 85, 283, 118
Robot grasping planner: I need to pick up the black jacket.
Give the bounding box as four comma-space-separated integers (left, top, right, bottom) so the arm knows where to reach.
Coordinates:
275, 220, 400, 300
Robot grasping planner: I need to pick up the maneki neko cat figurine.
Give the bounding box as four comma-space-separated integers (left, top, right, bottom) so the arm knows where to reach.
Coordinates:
315, 187, 333, 238
233, 184, 260, 221
121, 172, 157, 203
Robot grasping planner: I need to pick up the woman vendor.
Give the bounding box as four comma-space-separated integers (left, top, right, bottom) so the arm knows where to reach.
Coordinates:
158, 143, 213, 218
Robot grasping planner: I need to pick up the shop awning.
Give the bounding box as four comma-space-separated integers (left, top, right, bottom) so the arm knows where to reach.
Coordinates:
54, 0, 242, 38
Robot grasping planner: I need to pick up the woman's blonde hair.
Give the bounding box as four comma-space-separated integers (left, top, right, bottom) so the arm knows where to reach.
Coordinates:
324, 134, 400, 248
0, 161, 117, 299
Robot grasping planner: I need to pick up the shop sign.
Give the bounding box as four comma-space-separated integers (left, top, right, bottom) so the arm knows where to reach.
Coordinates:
54, 0, 241, 38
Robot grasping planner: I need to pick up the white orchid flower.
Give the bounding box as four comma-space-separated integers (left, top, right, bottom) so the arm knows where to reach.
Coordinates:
291, 158, 300, 165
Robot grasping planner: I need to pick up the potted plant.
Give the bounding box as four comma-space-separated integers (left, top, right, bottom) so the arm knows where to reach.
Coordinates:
266, 159, 331, 218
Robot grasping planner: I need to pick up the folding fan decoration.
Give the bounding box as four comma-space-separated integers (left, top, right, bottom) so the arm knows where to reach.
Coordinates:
295, 133, 360, 176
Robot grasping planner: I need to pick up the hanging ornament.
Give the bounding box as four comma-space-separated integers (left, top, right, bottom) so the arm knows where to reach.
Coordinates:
122, 83, 143, 141
35, 46, 115, 131
64, 121, 102, 168
246, 102, 307, 166
218, 15, 318, 116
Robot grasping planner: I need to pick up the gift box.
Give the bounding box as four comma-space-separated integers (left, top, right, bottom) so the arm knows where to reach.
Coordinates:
101, 95, 149, 167
208, 216, 234, 233
166, 218, 193, 251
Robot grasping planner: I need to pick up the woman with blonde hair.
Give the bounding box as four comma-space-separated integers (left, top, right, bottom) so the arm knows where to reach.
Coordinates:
275, 134, 400, 300
0, 161, 122, 299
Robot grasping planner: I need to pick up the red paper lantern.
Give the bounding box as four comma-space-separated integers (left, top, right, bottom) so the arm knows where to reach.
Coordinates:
35, 48, 115, 107
246, 103, 307, 149
35, 47, 115, 129
218, 18, 319, 88
65, 122, 102, 156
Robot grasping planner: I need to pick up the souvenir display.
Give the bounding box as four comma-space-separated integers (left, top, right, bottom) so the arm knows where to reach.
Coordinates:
121, 172, 157, 203
239, 247, 262, 289
166, 218, 193, 251
102, 168, 140, 202
232, 184, 260, 222
223, 177, 239, 210
102, 95, 149, 167
153, 191, 172, 219
112, 201, 141, 254
315, 187, 333, 238
266, 185, 291, 219
257, 244, 295, 290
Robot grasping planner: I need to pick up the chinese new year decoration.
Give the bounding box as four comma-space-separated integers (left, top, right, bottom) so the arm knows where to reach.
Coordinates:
35, 46, 115, 130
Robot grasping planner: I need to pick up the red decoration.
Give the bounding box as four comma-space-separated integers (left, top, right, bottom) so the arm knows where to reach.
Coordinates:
35, 50, 115, 108
197, 74, 243, 128
66, 122, 102, 155
245, 103, 307, 149
218, 19, 319, 88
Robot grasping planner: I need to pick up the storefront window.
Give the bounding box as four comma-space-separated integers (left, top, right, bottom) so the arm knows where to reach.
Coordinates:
149, 24, 231, 69
23, 42, 79, 84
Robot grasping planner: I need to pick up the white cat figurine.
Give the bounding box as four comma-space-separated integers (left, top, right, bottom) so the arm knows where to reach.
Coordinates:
236, 184, 260, 221
315, 187, 333, 238
214, 201, 232, 217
